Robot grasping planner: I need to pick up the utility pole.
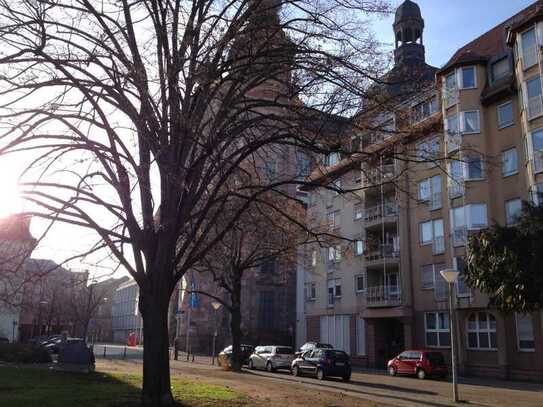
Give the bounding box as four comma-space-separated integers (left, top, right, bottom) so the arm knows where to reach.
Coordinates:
185, 271, 193, 361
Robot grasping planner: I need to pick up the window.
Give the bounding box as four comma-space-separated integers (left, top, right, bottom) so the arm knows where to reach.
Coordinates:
355, 274, 365, 293
444, 72, 458, 107
328, 246, 341, 263
327, 279, 342, 305
418, 175, 442, 210
451, 204, 488, 246
505, 199, 522, 225
516, 314, 535, 351
333, 179, 342, 196
327, 211, 340, 229
420, 219, 444, 253
467, 312, 497, 350
502, 148, 518, 176
311, 250, 317, 267
356, 317, 366, 356
421, 263, 447, 290
526, 76, 542, 119
446, 114, 459, 135
460, 67, 476, 89
462, 111, 480, 134
412, 96, 438, 123
425, 312, 451, 348
491, 58, 510, 82
355, 240, 364, 256
497, 101, 514, 128
521, 28, 537, 69
465, 155, 484, 179
325, 152, 340, 167
296, 151, 311, 178
531, 128, 543, 172
354, 204, 363, 220
531, 183, 543, 205
417, 137, 441, 166
305, 282, 316, 301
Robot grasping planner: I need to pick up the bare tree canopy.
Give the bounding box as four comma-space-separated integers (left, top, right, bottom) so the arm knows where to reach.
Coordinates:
0, 0, 392, 405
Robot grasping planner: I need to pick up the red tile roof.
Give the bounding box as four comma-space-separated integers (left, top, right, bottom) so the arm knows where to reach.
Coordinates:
439, 1, 542, 74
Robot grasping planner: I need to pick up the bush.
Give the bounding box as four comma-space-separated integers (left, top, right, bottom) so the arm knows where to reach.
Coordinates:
0, 343, 52, 363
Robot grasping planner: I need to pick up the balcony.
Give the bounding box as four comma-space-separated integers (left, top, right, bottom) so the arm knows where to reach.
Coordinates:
448, 181, 464, 199
362, 164, 396, 187
443, 88, 458, 109
434, 279, 448, 302
361, 132, 394, 150
363, 202, 398, 225
532, 152, 543, 174
365, 243, 400, 267
446, 130, 461, 153
453, 227, 467, 247
528, 95, 543, 120
366, 285, 401, 308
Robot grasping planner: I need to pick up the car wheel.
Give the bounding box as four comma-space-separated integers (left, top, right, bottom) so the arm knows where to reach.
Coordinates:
316, 368, 325, 381
292, 365, 300, 377
417, 368, 426, 380
342, 372, 351, 382
388, 366, 396, 377
248, 360, 255, 370
266, 361, 274, 373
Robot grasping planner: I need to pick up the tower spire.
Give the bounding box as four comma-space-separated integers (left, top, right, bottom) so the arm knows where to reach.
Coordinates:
393, 0, 426, 65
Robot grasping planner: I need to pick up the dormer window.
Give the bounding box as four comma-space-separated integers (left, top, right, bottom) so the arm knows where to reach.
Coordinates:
491, 58, 510, 83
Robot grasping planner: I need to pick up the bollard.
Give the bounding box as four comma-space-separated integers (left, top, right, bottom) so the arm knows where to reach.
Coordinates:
192, 352, 195, 362
103, 345, 106, 358
123, 346, 127, 359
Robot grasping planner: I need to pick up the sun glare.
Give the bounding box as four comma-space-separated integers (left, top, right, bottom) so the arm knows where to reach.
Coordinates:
0, 175, 23, 218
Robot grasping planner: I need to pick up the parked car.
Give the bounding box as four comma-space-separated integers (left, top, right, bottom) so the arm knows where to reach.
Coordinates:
296, 341, 333, 357
248, 345, 295, 372
217, 344, 254, 367
0, 337, 9, 344
42, 337, 83, 354
387, 350, 448, 379
291, 348, 351, 381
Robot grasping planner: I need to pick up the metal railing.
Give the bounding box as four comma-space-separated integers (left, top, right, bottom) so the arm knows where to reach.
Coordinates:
364, 243, 400, 262
448, 181, 464, 199
446, 130, 461, 153
363, 164, 395, 186
363, 202, 399, 222
366, 285, 401, 308
528, 95, 543, 120
443, 88, 458, 109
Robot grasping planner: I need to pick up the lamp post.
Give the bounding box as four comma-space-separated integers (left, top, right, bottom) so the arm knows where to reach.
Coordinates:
210, 301, 222, 365
440, 268, 460, 403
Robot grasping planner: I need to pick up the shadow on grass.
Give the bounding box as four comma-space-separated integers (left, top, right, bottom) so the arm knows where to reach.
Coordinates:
0, 365, 246, 407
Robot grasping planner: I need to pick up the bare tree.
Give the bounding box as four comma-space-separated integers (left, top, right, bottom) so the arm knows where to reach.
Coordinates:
0, 1, 391, 405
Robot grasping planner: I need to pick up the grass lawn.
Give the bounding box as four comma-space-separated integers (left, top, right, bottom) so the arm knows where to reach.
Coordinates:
0, 365, 248, 407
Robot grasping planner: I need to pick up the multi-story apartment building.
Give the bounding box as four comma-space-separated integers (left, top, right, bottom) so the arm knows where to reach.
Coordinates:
298, 0, 543, 381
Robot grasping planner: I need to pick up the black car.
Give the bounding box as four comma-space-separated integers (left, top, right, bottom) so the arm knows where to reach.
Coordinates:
0, 337, 9, 344
296, 341, 333, 357
291, 348, 351, 381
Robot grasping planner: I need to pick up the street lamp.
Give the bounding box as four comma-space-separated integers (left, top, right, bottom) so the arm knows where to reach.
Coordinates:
210, 300, 222, 366
440, 268, 460, 403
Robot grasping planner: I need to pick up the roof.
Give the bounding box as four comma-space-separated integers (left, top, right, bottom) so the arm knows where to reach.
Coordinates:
394, 0, 423, 25
0, 214, 33, 241
439, 1, 542, 74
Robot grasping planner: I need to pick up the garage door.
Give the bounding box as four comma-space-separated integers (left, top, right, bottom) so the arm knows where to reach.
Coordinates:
320, 315, 351, 354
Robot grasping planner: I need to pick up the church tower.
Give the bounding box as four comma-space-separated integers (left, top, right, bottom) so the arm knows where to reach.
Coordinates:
393, 0, 426, 65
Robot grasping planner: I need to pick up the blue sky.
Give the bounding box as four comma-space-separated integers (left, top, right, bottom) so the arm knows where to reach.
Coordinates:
373, 0, 536, 67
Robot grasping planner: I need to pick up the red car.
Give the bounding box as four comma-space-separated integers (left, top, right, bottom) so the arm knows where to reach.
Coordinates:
387, 350, 448, 379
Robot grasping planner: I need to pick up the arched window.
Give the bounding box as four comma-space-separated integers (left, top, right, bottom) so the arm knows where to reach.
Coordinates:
467, 312, 497, 350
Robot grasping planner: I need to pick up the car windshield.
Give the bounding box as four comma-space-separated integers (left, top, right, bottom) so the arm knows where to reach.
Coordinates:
319, 343, 333, 348
426, 352, 445, 365
275, 347, 293, 355
324, 350, 348, 360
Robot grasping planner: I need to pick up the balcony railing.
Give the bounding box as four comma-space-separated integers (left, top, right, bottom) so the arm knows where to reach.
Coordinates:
432, 236, 445, 255
364, 243, 400, 263
453, 227, 467, 247
528, 95, 543, 120
363, 164, 396, 186
446, 130, 461, 153
363, 202, 399, 222
366, 285, 401, 308
522, 46, 538, 70
443, 88, 458, 108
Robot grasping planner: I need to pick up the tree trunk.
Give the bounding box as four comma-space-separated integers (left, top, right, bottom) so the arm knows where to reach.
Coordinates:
141, 291, 174, 407
230, 276, 243, 372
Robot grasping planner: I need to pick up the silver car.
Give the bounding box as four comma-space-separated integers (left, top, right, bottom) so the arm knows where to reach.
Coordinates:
248, 345, 295, 372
